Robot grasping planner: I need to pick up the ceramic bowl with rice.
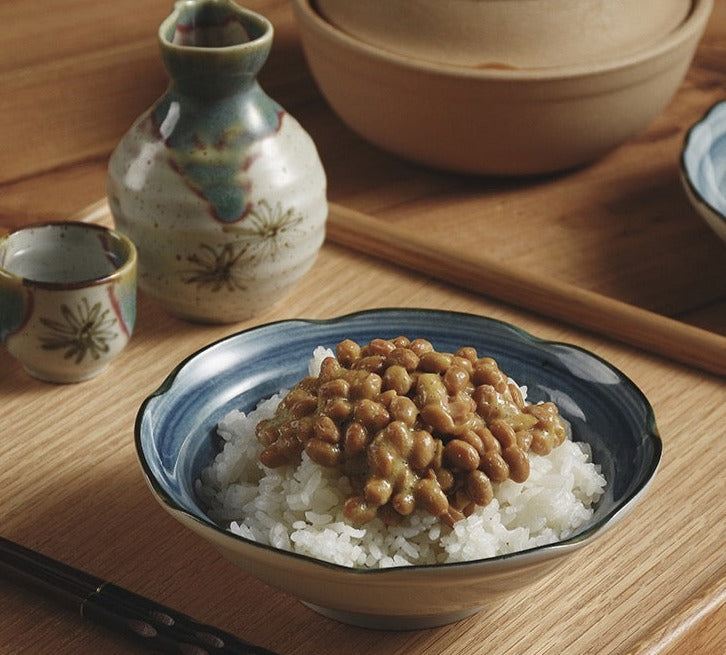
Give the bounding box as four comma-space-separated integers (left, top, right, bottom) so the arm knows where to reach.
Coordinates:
135, 309, 661, 629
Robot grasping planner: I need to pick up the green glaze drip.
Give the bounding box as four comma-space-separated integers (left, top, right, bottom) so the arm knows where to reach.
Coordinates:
152, 88, 282, 223
153, 0, 279, 223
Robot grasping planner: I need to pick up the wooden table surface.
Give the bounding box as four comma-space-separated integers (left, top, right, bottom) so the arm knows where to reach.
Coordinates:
1, 1, 724, 654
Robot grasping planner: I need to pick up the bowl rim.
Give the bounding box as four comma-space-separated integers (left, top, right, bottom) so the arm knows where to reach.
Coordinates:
293, 0, 712, 81
135, 308, 662, 576
680, 98, 726, 227
157, 0, 274, 54
0, 221, 137, 290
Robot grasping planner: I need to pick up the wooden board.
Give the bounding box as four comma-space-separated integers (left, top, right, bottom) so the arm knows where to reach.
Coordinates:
1, 4, 725, 651
1, 202, 724, 655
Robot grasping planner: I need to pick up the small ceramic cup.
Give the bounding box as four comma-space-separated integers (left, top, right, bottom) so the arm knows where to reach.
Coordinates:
0, 222, 137, 383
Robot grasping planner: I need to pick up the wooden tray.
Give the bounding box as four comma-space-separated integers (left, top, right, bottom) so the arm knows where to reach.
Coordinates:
1, 5, 725, 653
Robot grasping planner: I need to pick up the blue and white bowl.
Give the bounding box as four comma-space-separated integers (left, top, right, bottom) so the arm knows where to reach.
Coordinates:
681, 99, 726, 244
135, 308, 661, 629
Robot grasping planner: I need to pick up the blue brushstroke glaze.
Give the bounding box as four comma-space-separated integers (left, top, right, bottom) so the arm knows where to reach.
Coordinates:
152, 85, 282, 223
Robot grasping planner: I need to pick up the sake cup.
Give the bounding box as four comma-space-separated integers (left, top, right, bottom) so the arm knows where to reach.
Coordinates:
0, 222, 137, 383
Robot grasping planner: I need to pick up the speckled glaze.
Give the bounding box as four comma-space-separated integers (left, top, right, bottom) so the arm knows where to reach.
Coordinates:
136, 308, 661, 629
107, 0, 327, 323
0, 222, 136, 383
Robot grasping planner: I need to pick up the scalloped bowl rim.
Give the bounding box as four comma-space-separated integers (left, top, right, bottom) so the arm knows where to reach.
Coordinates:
292, 0, 712, 82
135, 308, 662, 578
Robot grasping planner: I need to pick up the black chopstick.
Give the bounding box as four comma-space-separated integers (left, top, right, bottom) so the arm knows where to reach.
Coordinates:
0, 536, 279, 655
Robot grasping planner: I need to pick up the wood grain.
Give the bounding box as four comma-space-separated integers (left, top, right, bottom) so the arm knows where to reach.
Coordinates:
75, 197, 726, 376
1, 242, 724, 655
326, 202, 726, 376
0, 1, 725, 653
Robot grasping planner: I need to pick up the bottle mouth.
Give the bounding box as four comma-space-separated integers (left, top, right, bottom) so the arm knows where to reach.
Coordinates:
160, 0, 272, 51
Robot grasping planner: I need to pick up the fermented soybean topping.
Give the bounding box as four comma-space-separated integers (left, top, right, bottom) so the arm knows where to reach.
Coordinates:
255, 337, 568, 527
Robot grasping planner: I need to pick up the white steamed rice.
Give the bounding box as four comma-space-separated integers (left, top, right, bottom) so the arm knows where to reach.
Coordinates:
196, 347, 607, 568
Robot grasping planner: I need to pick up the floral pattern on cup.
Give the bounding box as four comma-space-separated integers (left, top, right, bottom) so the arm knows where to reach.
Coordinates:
38, 297, 120, 364
0, 222, 136, 383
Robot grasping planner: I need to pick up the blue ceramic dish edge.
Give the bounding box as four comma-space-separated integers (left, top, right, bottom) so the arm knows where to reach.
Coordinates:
680, 99, 726, 236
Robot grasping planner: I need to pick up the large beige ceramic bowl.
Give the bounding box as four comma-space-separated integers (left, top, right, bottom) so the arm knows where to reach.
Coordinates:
317, 0, 692, 69
292, 0, 712, 175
